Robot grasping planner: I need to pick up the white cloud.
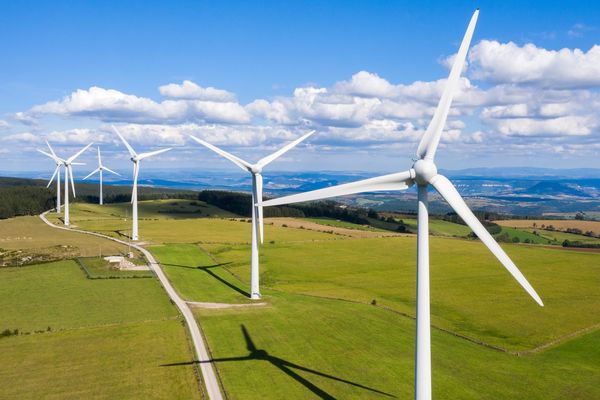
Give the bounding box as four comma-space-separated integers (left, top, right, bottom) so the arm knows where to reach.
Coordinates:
469, 40, 600, 88
492, 116, 593, 137
2, 132, 41, 143
333, 71, 399, 98
30, 86, 251, 125
159, 80, 236, 102
46, 128, 103, 144
13, 112, 38, 126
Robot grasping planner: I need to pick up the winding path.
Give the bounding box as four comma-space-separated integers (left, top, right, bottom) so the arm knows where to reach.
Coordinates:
39, 211, 224, 400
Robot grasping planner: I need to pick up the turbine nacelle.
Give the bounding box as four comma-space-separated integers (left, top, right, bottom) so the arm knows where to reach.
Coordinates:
413, 159, 438, 185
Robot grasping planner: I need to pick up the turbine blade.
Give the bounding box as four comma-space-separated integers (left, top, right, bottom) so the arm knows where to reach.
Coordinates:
256, 174, 264, 244
69, 166, 76, 197
137, 147, 172, 160
97, 147, 102, 166
189, 135, 252, 172
261, 170, 414, 207
47, 166, 59, 188
83, 167, 100, 180
46, 140, 57, 158
113, 125, 137, 158
416, 9, 479, 161
38, 149, 57, 161
103, 166, 120, 176
429, 174, 543, 306
67, 142, 93, 163
256, 130, 316, 168
71, 162, 86, 166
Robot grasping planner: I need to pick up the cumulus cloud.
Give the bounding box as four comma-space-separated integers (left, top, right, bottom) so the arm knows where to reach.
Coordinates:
13, 112, 38, 126
469, 40, 600, 88
13, 38, 600, 162
2, 132, 41, 143
159, 80, 236, 101
491, 116, 594, 137
30, 86, 250, 125
46, 128, 103, 144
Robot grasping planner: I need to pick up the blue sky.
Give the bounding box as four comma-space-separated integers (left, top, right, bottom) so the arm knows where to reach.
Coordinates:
1, 0, 600, 174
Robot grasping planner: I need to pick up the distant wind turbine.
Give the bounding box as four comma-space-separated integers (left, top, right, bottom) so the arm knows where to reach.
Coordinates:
189, 130, 315, 299
37, 141, 64, 213
260, 10, 543, 400
83, 147, 120, 205
39, 142, 92, 226
113, 126, 172, 241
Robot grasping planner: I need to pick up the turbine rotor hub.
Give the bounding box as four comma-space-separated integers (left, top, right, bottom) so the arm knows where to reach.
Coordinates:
413, 159, 438, 185
251, 166, 262, 174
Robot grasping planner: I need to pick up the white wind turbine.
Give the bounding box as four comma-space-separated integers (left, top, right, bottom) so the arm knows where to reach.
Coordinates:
83, 147, 120, 205
189, 130, 316, 299
39, 143, 92, 226
260, 10, 543, 400
113, 126, 172, 241
38, 141, 64, 213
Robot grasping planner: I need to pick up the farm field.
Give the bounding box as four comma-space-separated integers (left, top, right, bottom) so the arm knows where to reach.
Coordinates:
496, 219, 600, 235
497, 226, 600, 245
9, 200, 600, 399
196, 290, 600, 399
402, 217, 473, 237
0, 216, 204, 399
0, 215, 137, 265
49, 202, 338, 244
304, 217, 387, 231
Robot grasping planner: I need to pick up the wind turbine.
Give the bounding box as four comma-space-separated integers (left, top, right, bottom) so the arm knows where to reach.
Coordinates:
189, 130, 315, 299
260, 10, 543, 400
37, 141, 64, 213
39, 143, 92, 226
113, 126, 172, 241
83, 147, 120, 205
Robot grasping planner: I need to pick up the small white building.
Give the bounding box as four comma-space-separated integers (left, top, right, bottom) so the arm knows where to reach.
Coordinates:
104, 256, 124, 266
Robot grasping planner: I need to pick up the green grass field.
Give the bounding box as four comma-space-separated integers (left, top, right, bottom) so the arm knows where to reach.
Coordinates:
0, 215, 204, 399
6, 199, 600, 398
403, 218, 473, 237
53, 202, 339, 244
204, 236, 600, 351
0, 216, 137, 264
150, 243, 251, 303
304, 217, 387, 232
195, 290, 600, 399
496, 226, 552, 244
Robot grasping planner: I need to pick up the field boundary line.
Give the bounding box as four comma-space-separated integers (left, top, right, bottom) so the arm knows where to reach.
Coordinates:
39, 211, 224, 400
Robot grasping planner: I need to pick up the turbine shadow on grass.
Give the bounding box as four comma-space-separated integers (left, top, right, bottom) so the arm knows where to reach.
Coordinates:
162, 262, 250, 297
162, 324, 395, 399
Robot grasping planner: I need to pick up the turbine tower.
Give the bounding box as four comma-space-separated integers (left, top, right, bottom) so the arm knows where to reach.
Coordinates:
260, 10, 543, 400
189, 130, 315, 299
37, 141, 64, 213
113, 126, 171, 241
83, 147, 120, 205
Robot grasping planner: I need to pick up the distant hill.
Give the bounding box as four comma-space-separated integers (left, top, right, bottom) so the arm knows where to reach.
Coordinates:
522, 181, 591, 198
0, 177, 199, 219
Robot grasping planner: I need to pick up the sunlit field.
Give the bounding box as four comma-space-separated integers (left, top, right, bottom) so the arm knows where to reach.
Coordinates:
0, 216, 203, 399
9, 200, 600, 399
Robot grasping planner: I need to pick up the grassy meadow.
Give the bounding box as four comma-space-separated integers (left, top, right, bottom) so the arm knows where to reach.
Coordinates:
0, 216, 203, 399
5, 199, 600, 398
